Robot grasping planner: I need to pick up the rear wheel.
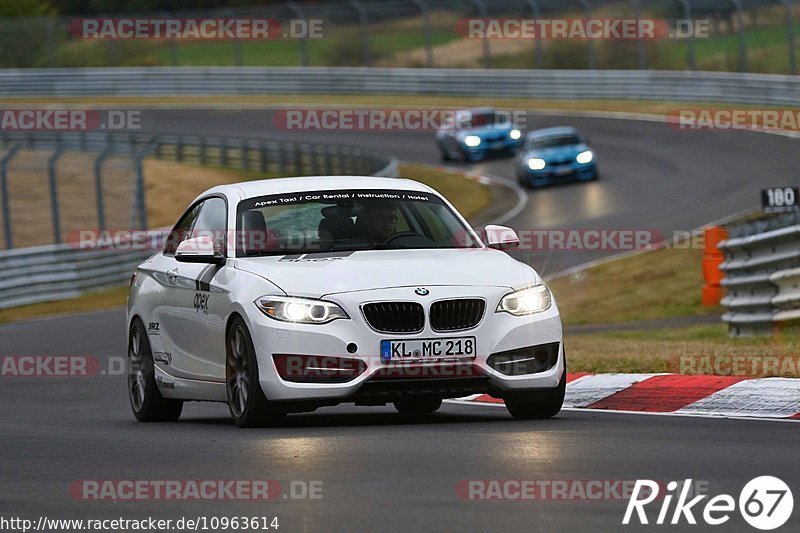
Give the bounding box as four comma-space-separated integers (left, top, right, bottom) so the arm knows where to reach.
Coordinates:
226, 316, 285, 428
504, 367, 566, 420
127, 319, 183, 422
393, 397, 443, 415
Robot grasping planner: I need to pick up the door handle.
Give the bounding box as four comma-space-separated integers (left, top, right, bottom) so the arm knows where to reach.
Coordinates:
167, 268, 179, 284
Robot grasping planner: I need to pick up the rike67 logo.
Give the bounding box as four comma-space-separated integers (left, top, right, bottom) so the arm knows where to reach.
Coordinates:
624, 477, 793, 530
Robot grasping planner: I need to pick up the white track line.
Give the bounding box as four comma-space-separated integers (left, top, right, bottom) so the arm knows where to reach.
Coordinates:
444, 400, 800, 423
562, 373, 663, 408
675, 378, 800, 419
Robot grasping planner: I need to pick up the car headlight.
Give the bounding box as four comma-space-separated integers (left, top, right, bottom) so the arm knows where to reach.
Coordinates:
255, 296, 349, 324
576, 150, 594, 164
464, 135, 481, 147
509, 129, 522, 140
527, 158, 546, 171
496, 285, 552, 316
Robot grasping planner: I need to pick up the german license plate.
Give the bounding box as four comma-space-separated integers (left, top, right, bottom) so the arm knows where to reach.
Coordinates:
554, 166, 574, 176
380, 336, 477, 364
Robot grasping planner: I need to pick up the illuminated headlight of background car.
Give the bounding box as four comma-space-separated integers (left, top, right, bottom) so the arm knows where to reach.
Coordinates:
576, 150, 594, 164
496, 285, 552, 316
527, 158, 546, 171
510, 129, 522, 140
256, 296, 349, 324
464, 135, 482, 147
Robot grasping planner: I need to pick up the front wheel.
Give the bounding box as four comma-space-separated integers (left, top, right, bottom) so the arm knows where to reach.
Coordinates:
127, 319, 183, 422
504, 367, 566, 420
226, 317, 285, 428
394, 397, 442, 415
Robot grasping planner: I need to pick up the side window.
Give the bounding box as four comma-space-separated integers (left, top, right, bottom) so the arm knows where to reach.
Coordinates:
191, 197, 227, 254
163, 203, 202, 256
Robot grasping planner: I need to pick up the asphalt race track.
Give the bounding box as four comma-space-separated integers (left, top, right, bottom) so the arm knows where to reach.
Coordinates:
2, 110, 799, 532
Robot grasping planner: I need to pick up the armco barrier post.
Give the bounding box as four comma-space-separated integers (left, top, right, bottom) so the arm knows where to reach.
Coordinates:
0, 143, 21, 250
47, 143, 64, 244
93, 138, 114, 232
469, 0, 492, 68
702, 226, 728, 306
349, 0, 372, 67
286, 2, 310, 67
412, 0, 434, 68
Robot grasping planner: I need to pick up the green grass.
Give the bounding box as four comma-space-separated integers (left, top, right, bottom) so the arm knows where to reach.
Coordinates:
568, 324, 800, 376
430, 21, 800, 73
550, 246, 717, 326
658, 22, 800, 73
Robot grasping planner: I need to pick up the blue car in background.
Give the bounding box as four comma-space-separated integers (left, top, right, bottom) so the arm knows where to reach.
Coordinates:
515, 127, 598, 188
435, 107, 523, 162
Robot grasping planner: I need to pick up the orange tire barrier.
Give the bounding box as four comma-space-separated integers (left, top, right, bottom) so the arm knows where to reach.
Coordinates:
702, 226, 728, 307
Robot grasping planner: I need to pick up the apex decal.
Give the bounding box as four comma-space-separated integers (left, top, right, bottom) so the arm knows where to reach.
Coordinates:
193, 293, 209, 314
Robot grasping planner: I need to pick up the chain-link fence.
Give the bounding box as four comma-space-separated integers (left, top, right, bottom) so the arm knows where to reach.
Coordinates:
0, 0, 798, 73
0, 132, 394, 250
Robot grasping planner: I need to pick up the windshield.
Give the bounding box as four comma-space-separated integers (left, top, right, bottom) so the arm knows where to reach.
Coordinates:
527, 134, 582, 150
460, 111, 495, 128
236, 189, 479, 257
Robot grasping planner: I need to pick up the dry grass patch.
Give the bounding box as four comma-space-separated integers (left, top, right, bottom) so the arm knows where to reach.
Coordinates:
143, 159, 280, 228
0, 286, 129, 325
398, 162, 491, 221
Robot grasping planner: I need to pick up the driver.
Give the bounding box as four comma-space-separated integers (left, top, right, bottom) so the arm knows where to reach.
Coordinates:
361, 202, 398, 244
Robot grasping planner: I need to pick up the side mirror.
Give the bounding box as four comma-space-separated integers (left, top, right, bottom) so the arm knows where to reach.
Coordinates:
484, 225, 520, 250
175, 236, 225, 265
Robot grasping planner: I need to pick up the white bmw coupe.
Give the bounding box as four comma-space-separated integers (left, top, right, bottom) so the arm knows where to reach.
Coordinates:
127, 176, 565, 427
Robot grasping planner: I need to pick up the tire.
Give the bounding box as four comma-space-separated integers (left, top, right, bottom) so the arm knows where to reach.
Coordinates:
393, 397, 443, 415
504, 366, 566, 420
127, 318, 183, 422
226, 316, 285, 428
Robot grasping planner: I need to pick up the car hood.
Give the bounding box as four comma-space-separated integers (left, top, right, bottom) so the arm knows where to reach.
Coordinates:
234, 248, 540, 298
522, 143, 589, 161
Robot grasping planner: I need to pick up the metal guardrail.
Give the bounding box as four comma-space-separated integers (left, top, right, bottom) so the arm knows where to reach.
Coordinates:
0, 131, 396, 310
719, 212, 800, 336
2, 68, 800, 105
0, 244, 152, 309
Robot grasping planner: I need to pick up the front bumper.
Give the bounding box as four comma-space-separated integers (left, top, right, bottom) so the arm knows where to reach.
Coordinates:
523, 161, 596, 185
249, 286, 564, 404
464, 137, 523, 157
